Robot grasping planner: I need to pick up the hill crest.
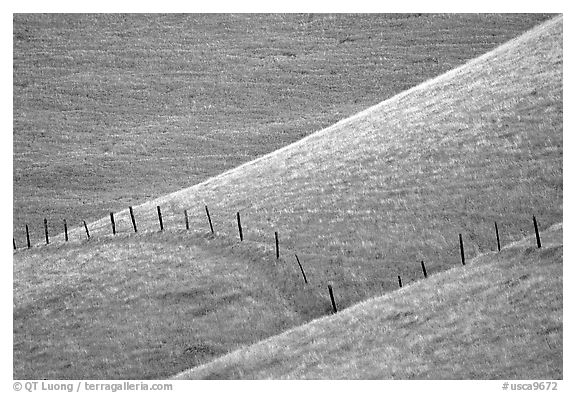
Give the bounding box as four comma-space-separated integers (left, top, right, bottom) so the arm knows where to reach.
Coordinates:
173, 222, 563, 379
13, 15, 562, 380
68, 14, 562, 308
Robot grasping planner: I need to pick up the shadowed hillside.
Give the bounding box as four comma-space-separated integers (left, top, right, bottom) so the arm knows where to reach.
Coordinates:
13, 13, 553, 244
13, 16, 562, 380
174, 223, 562, 379
68, 15, 562, 309
13, 231, 332, 379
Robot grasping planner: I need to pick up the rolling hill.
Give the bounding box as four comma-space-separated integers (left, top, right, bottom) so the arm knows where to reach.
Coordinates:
13, 15, 562, 379
13, 13, 553, 245
67, 14, 562, 307
13, 231, 329, 379
173, 223, 562, 379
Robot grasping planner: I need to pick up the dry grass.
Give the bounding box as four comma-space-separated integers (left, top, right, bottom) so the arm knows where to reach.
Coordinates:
63, 16, 562, 308
13, 231, 331, 379
173, 223, 562, 379
13, 14, 553, 244
13, 16, 563, 380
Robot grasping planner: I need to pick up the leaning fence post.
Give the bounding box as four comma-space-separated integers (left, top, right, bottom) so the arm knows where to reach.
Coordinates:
398, 275, 403, 288
495, 221, 501, 252
205, 205, 214, 234
110, 212, 116, 235
129, 206, 137, 233
275, 231, 279, 259
420, 260, 428, 278
64, 219, 68, 242
26, 224, 31, 249
44, 218, 49, 244
237, 212, 243, 241
184, 209, 189, 230
459, 233, 465, 266
83, 220, 90, 239
157, 206, 164, 231
533, 215, 541, 248
294, 254, 308, 284
328, 285, 338, 313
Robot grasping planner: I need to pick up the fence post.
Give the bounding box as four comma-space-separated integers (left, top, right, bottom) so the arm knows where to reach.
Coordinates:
237, 212, 243, 241
44, 218, 49, 244
328, 285, 338, 313
420, 260, 427, 278
294, 254, 308, 284
184, 209, 189, 230
459, 233, 465, 266
129, 206, 137, 233
495, 221, 501, 252
533, 215, 541, 248
83, 220, 90, 239
26, 224, 31, 249
110, 212, 116, 235
398, 275, 402, 288
64, 219, 68, 242
157, 206, 164, 231
13, 238, 16, 250
205, 205, 214, 234
275, 231, 279, 259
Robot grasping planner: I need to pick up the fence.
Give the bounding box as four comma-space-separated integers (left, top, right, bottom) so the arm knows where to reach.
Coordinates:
13, 203, 548, 314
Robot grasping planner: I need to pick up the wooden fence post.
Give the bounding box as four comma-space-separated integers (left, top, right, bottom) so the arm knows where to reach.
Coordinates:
398, 275, 402, 288
237, 212, 243, 241
459, 233, 465, 266
110, 212, 116, 235
495, 221, 501, 252
157, 206, 164, 231
294, 254, 308, 284
129, 206, 137, 233
184, 209, 189, 230
328, 285, 338, 313
205, 205, 214, 234
533, 215, 541, 248
83, 220, 90, 239
26, 224, 30, 249
44, 218, 49, 244
420, 260, 427, 278
275, 231, 279, 259
64, 219, 68, 242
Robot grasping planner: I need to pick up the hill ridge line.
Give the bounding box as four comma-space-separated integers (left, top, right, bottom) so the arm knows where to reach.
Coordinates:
42, 14, 562, 247
172, 220, 563, 379
151, 14, 562, 207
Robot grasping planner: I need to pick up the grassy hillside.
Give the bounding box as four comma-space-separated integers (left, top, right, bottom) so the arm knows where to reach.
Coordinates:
13, 13, 553, 244
174, 223, 562, 379
13, 16, 562, 380
13, 231, 332, 379
64, 15, 562, 309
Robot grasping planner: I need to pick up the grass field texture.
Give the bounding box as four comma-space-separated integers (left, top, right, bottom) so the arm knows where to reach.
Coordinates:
64, 15, 562, 307
174, 223, 562, 379
14, 231, 331, 379
13, 13, 553, 244
13, 15, 562, 379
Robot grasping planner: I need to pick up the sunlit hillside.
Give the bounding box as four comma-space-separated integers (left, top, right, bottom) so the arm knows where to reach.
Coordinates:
13, 15, 562, 380
70, 15, 562, 308
13, 14, 553, 244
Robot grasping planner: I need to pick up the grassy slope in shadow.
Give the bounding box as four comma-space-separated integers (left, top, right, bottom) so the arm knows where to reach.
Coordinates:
13, 230, 335, 379
13, 16, 563, 380
174, 223, 562, 379
68, 16, 562, 309
13, 14, 553, 243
